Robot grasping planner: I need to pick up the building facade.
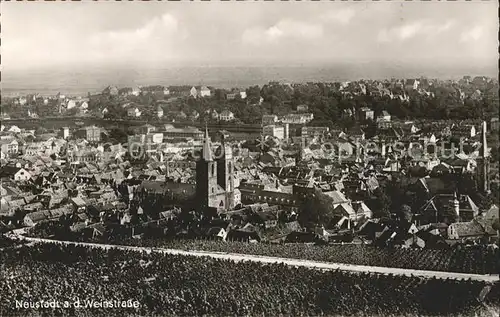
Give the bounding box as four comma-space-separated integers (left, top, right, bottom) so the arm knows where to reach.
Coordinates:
263, 125, 288, 140
195, 129, 228, 212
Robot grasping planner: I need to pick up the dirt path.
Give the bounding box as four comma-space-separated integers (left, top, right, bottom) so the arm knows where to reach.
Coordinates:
12, 235, 499, 283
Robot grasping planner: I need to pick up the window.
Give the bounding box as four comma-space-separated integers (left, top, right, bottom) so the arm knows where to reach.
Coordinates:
212, 188, 215, 194
211, 164, 215, 176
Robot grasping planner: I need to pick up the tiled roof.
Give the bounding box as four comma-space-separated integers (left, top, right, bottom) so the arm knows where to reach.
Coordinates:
450, 221, 485, 237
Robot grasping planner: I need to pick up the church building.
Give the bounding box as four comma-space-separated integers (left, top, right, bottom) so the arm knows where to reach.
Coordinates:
195, 129, 235, 212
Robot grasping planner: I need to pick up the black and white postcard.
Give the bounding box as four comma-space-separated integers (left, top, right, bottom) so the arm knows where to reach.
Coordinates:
1, 1, 498, 316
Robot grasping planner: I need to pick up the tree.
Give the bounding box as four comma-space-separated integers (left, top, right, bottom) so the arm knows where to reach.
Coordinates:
245, 85, 261, 105
399, 204, 413, 223
109, 128, 129, 143
475, 192, 494, 212
372, 188, 391, 219
297, 189, 337, 229
214, 89, 227, 101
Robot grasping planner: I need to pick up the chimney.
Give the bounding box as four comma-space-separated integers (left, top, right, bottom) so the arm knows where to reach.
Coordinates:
452, 192, 460, 220
482, 121, 488, 158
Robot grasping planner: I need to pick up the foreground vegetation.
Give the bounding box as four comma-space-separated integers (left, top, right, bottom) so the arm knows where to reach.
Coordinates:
110, 238, 499, 275
1, 243, 498, 317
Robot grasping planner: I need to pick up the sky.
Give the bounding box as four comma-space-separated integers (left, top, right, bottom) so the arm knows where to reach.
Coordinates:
1, 1, 498, 74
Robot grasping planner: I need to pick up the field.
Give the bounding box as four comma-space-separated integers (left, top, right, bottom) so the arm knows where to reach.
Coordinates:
115, 238, 500, 275
1, 243, 498, 317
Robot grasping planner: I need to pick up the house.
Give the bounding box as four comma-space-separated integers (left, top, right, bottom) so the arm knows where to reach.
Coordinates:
360, 107, 374, 121
23, 202, 44, 213
157, 106, 164, 118
60, 127, 70, 140
418, 133, 437, 144
71, 197, 87, 213
226, 93, 238, 100
256, 209, 278, 229
0, 139, 19, 155
18, 97, 27, 106
346, 126, 365, 140
138, 124, 156, 134
402, 234, 426, 248
281, 113, 314, 124
351, 201, 373, 219
296, 104, 309, 112
210, 110, 219, 120
160, 208, 179, 221
419, 193, 479, 224
219, 110, 235, 122
483, 205, 499, 222
470, 90, 482, 101
262, 115, 278, 125
189, 87, 198, 98
405, 79, 420, 91
89, 223, 107, 238
163, 126, 204, 140
447, 219, 496, 241
189, 110, 200, 120
66, 100, 77, 110
73, 126, 101, 142
8, 125, 21, 134
451, 124, 476, 139
490, 118, 499, 131
409, 155, 441, 172
377, 110, 391, 122
103, 86, 119, 96
199, 86, 211, 98
0, 166, 31, 181
24, 143, 44, 156
206, 227, 228, 241
376, 111, 392, 129
24, 210, 51, 227
441, 157, 475, 174
301, 126, 329, 139
118, 87, 133, 96
263, 125, 288, 140
227, 228, 261, 242
79, 100, 89, 112
285, 231, 318, 243
127, 108, 142, 117
227, 90, 247, 100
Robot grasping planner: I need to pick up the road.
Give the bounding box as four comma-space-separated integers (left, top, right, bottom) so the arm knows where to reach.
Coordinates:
2, 116, 263, 133
14, 235, 500, 283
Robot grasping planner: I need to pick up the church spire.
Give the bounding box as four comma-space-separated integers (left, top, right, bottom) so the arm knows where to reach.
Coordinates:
202, 124, 213, 161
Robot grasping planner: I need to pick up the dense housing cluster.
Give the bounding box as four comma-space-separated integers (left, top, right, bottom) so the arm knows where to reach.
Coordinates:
1, 78, 499, 316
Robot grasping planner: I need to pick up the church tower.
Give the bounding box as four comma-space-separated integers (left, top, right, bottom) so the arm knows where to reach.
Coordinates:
296, 136, 305, 166
216, 133, 235, 209
476, 121, 490, 194
196, 127, 219, 212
